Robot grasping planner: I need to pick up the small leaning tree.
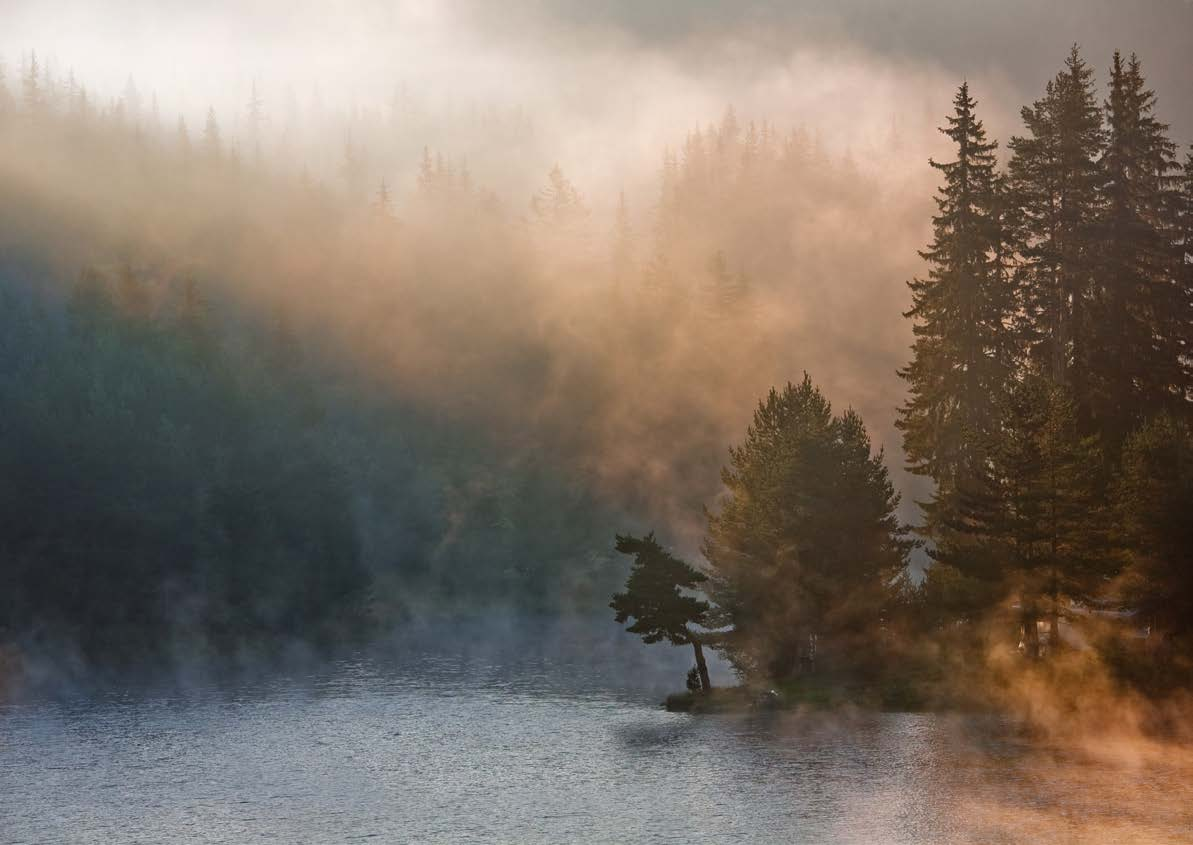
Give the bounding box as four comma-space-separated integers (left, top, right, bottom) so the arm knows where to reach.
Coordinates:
611, 533, 713, 694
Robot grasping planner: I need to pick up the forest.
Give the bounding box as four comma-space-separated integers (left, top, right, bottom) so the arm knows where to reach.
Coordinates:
0, 40, 1190, 706
613, 48, 1193, 705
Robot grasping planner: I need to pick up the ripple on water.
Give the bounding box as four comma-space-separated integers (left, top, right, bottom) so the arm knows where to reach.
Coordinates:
2, 652, 1191, 844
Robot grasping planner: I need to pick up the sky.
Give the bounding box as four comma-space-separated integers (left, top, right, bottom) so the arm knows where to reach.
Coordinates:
3, 0, 1191, 167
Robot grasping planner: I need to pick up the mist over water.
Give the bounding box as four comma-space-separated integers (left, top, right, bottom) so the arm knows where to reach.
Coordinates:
4, 634, 1193, 845
2, 2, 1193, 843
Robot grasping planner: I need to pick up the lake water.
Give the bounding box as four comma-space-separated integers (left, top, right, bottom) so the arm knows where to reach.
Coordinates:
2, 627, 1191, 844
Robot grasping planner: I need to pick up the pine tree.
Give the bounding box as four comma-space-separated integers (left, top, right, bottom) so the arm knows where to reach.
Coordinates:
178, 276, 213, 360
897, 83, 1016, 536
340, 136, 367, 198
610, 533, 713, 693
938, 378, 1104, 655
611, 190, 635, 286
176, 116, 192, 158
22, 51, 43, 115
703, 250, 748, 316
417, 146, 436, 196
1117, 414, 1193, 643
116, 261, 151, 319
0, 60, 13, 119
704, 376, 911, 679
1008, 46, 1105, 414
1088, 52, 1183, 453
122, 75, 141, 125
1174, 151, 1193, 400
246, 81, 265, 156
371, 179, 395, 221
202, 107, 221, 158
530, 163, 587, 229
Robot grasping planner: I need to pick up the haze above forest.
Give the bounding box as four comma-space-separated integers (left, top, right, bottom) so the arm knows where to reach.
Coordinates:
2, 0, 1193, 665
4, 1, 1186, 532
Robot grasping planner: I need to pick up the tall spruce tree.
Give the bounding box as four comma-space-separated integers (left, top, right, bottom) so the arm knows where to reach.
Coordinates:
1176, 150, 1193, 399
937, 378, 1103, 655
897, 82, 1015, 537
1008, 46, 1105, 417
1089, 53, 1183, 453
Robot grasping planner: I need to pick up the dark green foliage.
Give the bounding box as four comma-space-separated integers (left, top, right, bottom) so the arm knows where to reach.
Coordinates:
1175, 151, 1193, 390
931, 377, 1106, 650
1008, 46, 1105, 402
611, 533, 712, 692
897, 82, 1016, 536
909, 48, 1193, 680
0, 268, 372, 657
704, 375, 911, 679
1089, 52, 1184, 453
1116, 415, 1193, 640
0, 257, 628, 661
610, 533, 708, 645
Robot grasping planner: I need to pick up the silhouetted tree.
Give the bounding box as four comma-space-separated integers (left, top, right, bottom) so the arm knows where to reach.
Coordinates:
202, 106, 221, 158
372, 179, 395, 221
611, 190, 635, 286
898, 82, 1016, 540
1009, 46, 1105, 413
611, 533, 713, 693
0, 61, 13, 119
22, 52, 43, 115
1088, 52, 1183, 453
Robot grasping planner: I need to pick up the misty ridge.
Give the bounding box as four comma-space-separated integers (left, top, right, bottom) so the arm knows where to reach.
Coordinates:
0, 0, 1190, 741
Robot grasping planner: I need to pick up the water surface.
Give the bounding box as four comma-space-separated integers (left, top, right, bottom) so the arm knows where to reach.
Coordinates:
3, 638, 1190, 844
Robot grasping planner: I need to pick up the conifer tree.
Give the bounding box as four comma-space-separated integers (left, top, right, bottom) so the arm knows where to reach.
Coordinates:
122, 75, 141, 125
417, 146, 436, 196
897, 83, 1015, 536
176, 116, 192, 158
178, 276, 213, 360
1117, 414, 1193, 643
611, 190, 635, 286
0, 61, 12, 119
610, 533, 713, 693
202, 107, 221, 158
1008, 46, 1105, 412
705, 376, 910, 679
246, 81, 265, 151
938, 378, 1104, 654
22, 51, 43, 115
371, 179, 395, 221
1176, 150, 1193, 397
530, 163, 587, 229
1088, 52, 1183, 452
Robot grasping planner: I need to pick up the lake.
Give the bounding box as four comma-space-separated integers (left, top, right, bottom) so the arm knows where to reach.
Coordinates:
2, 622, 1191, 844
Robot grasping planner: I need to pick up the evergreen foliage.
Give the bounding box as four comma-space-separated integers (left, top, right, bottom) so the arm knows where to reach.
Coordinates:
610, 533, 712, 691
703, 375, 911, 679
897, 82, 1016, 536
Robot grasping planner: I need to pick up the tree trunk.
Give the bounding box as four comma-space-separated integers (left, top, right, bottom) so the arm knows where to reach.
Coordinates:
1022, 608, 1041, 660
691, 640, 712, 694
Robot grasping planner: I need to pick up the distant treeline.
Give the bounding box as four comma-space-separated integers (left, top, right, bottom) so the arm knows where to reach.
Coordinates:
0, 259, 631, 660
0, 46, 903, 664
613, 47, 1193, 701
